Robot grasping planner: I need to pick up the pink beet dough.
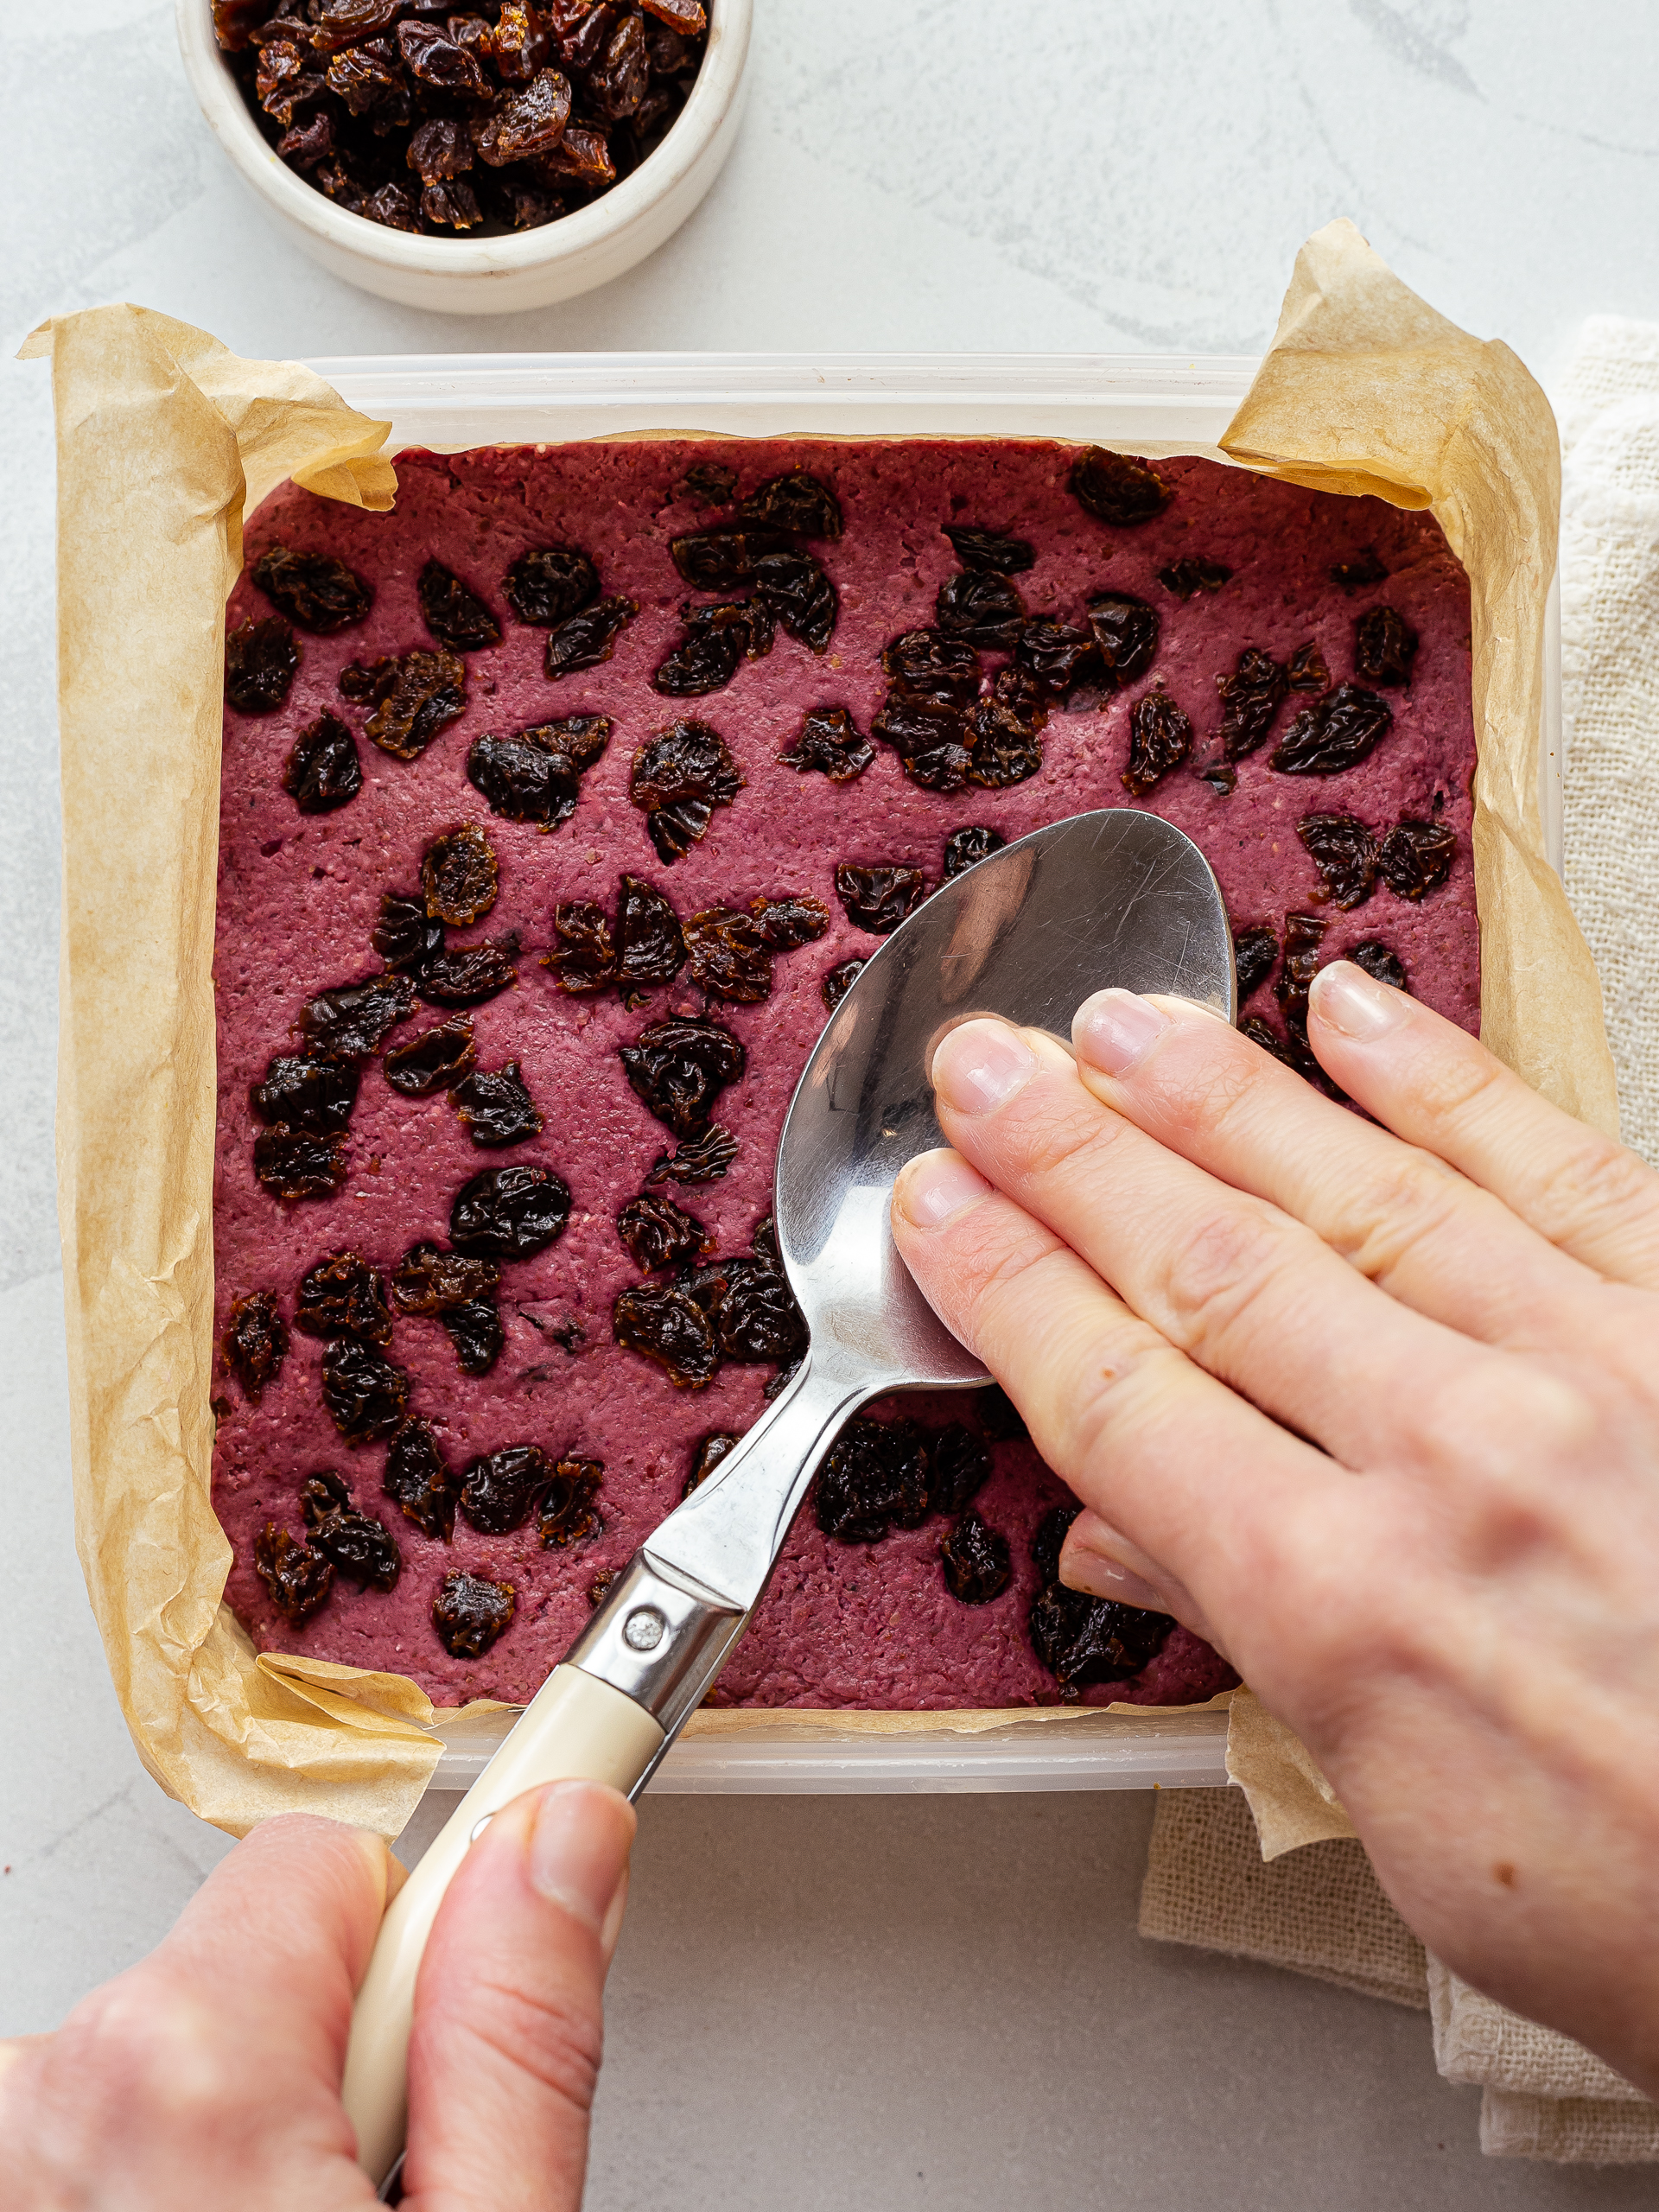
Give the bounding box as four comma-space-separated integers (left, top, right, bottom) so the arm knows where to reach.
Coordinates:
212, 439, 1475, 1709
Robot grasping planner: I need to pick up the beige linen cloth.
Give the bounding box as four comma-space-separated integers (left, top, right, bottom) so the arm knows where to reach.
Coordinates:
1141, 317, 1659, 2165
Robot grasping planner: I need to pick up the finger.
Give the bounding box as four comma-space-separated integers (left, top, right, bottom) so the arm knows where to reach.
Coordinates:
1307, 960, 1659, 1290
1056, 1509, 1223, 1650
925, 1019, 1516, 1475
890, 1146, 1341, 1637
4, 1816, 388, 2207
1067, 984, 1605, 1351
404, 1778, 635, 2212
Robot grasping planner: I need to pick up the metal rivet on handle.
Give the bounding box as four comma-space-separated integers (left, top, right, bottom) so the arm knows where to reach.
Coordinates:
623, 1605, 666, 1651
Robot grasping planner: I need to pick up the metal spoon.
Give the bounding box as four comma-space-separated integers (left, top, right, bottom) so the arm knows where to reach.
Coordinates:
344, 806, 1235, 2186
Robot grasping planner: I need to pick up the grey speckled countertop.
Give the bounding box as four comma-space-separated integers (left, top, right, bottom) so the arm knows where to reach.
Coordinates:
6, 4, 1659, 2202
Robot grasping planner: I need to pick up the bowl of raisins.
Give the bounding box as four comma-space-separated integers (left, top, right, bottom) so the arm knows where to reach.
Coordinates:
178, 0, 749, 314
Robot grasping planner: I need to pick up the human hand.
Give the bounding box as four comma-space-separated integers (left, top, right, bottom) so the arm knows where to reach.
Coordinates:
890, 961, 1659, 2094
0, 1779, 634, 2210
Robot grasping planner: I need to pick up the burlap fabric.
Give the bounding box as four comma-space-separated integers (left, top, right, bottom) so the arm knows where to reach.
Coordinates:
1137, 318, 1659, 2164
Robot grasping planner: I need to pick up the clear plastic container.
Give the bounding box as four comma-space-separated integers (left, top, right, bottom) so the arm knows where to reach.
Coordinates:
302, 352, 1562, 1794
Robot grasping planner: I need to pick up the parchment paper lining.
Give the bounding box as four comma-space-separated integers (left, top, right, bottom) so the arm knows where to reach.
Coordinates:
23, 222, 1615, 1840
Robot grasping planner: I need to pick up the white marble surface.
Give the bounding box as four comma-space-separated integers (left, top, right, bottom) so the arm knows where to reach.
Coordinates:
5, 2, 1659, 2200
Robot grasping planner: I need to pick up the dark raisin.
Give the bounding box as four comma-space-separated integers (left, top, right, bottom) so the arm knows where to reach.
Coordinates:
677, 461, 738, 504
834, 863, 925, 936
473, 65, 573, 162
251, 544, 372, 632
422, 178, 484, 230
645, 1123, 739, 1186
1286, 641, 1330, 691
224, 1291, 289, 1402
1378, 820, 1456, 900
1272, 684, 1393, 776
880, 629, 980, 705
749, 550, 837, 652
584, 8, 647, 114
681, 894, 824, 1001
298, 974, 414, 1058
709, 1260, 806, 1365
815, 1415, 931, 1542
391, 1242, 500, 1314
385, 1416, 459, 1541
433, 1570, 516, 1656
649, 602, 758, 697
821, 959, 864, 1012
450, 1164, 571, 1259
1298, 814, 1380, 910
505, 544, 600, 626
283, 712, 362, 814
361, 650, 467, 761
871, 695, 971, 791
1014, 618, 1099, 697
613, 1282, 720, 1387
588, 1567, 620, 1606
1240, 1014, 1293, 1063
441, 1299, 505, 1375
751, 1212, 780, 1266
930, 1423, 991, 1514
1275, 913, 1327, 1045
250, 1053, 359, 1135
1198, 766, 1237, 796
1355, 606, 1419, 688
337, 658, 392, 703
538, 1459, 604, 1548
620, 1014, 744, 1135
253, 1128, 348, 1200
741, 470, 842, 538
1031, 1503, 1078, 1586
941, 1510, 1012, 1605
544, 596, 638, 677
1232, 925, 1278, 1003
1158, 556, 1232, 601
1068, 447, 1173, 526
683, 1429, 739, 1497
964, 697, 1044, 791
415, 936, 519, 1007
360, 182, 423, 234
618, 1192, 711, 1271
778, 706, 874, 782
1029, 1583, 1170, 1684
460, 1443, 550, 1533
300, 1471, 401, 1590
1349, 940, 1409, 991
1122, 689, 1193, 796
548, 901, 616, 995
384, 1015, 477, 1096
614, 875, 685, 990
941, 524, 1034, 575
294, 1252, 391, 1344
935, 571, 1025, 650
418, 559, 499, 652
630, 720, 744, 861
397, 14, 490, 92
407, 114, 473, 183
226, 616, 300, 713
423, 824, 499, 925
372, 892, 446, 976
1217, 647, 1287, 761
670, 526, 791, 589
1331, 548, 1389, 593
452, 1061, 542, 1147
1084, 592, 1160, 688
978, 1383, 1027, 1440
942, 826, 1006, 880
467, 716, 610, 830
320, 1337, 410, 1442
253, 1522, 334, 1624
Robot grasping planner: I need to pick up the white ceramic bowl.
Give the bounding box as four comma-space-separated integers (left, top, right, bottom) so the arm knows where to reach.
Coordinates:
176, 0, 751, 315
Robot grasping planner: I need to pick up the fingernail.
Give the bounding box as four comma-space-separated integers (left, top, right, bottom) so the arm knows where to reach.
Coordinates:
1312, 960, 1411, 1041
1071, 989, 1171, 1077
1058, 1543, 1171, 1613
895, 1149, 993, 1230
931, 1020, 1037, 1116
526, 1781, 633, 1931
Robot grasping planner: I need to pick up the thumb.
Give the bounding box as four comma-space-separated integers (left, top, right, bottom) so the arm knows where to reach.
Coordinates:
403, 1780, 635, 2212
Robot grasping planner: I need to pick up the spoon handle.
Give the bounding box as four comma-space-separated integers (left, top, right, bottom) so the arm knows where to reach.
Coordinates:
343, 1357, 868, 2187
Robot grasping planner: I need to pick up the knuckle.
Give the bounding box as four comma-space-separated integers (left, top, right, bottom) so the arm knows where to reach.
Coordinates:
1326, 1147, 1468, 1286
1147, 1197, 1307, 1360
1046, 1321, 1188, 1478
457, 1976, 602, 2117
1522, 1128, 1659, 1249
56, 1976, 235, 2137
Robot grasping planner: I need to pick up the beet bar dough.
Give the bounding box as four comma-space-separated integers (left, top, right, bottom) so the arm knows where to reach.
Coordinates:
213, 439, 1476, 1707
